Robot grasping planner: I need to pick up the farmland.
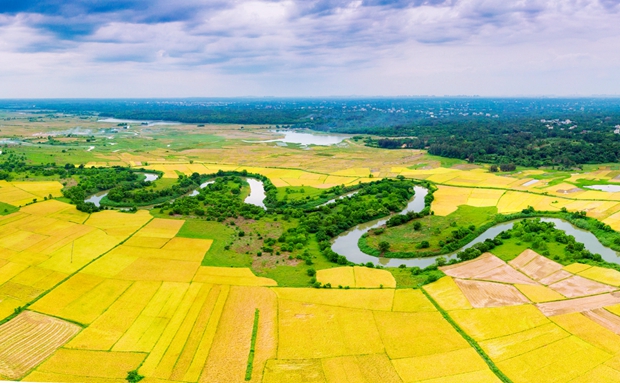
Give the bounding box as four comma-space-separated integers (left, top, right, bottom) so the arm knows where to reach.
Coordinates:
6, 114, 620, 382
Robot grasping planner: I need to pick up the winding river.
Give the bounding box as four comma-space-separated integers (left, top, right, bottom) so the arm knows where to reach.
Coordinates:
84, 172, 160, 207
331, 187, 620, 268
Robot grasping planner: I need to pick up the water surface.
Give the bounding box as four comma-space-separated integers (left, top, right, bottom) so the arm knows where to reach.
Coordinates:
585, 185, 620, 193
253, 130, 350, 146
244, 178, 267, 209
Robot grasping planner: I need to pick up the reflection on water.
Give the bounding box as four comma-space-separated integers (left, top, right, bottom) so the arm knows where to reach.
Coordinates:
84, 191, 108, 207
332, 187, 620, 268
585, 185, 620, 193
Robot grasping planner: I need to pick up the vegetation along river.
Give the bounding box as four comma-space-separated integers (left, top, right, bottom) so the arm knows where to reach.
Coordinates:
332, 186, 620, 268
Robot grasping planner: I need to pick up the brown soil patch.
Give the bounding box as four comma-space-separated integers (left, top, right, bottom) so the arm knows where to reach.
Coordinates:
584, 308, 620, 334
536, 293, 620, 317
451, 164, 481, 170
549, 275, 617, 298
508, 249, 540, 269
0, 311, 81, 380
474, 265, 538, 286
455, 279, 530, 308
539, 270, 573, 285
515, 254, 563, 281
440, 253, 504, 278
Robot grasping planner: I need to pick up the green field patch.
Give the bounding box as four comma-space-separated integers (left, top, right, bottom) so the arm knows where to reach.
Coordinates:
365, 206, 497, 255
0, 202, 18, 215
177, 220, 252, 268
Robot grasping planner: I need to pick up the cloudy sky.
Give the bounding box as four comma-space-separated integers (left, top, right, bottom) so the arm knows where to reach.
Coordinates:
0, 0, 619, 97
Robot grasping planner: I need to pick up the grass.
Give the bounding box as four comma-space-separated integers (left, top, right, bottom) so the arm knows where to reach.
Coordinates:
422, 154, 466, 168
387, 268, 428, 288
275, 186, 324, 201
490, 237, 569, 263
0, 202, 18, 215
366, 206, 498, 254
245, 309, 260, 381
177, 219, 252, 267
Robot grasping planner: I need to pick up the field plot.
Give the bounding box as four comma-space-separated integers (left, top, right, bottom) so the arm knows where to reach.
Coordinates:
0, 311, 80, 380
316, 266, 396, 288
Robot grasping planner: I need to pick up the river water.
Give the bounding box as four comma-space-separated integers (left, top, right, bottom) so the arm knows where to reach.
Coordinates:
331, 187, 620, 268
244, 178, 267, 209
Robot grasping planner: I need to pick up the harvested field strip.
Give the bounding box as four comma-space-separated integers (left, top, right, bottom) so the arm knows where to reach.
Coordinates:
537, 293, 620, 317
549, 275, 617, 298
0, 311, 81, 380
179, 284, 230, 382
419, 287, 512, 383
454, 279, 530, 308
584, 308, 620, 334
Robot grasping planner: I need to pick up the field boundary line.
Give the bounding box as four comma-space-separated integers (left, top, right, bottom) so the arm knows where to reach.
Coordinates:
420, 287, 513, 383
0, 216, 155, 326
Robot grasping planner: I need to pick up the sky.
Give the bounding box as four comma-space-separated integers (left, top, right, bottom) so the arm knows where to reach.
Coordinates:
0, 0, 619, 98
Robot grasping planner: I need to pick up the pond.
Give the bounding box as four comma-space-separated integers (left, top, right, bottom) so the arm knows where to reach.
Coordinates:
244, 178, 266, 209
331, 187, 620, 268
585, 185, 620, 193
252, 130, 350, 146
189, 181, 215, 197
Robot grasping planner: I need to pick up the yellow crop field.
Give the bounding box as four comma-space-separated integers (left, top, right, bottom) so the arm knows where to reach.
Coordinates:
450, 305, 549, 341
392, 347, 492, 382
392, 289, 436, 312
316, 266, 395, 288
113, 282, 189, 352
277, 299, 384, 360
134, 218, 185, 238
496, 336, 611, 383
563, 263, 592, 274
374, 310, 469, 359
430, 186, 469, 216
162, 237, 212, 254
423, 276, 472, 310
124, 236, 170, 248
193, 266, 277, 286
11, 181, 63, 198
30, 273, 104, 316
81, 249, 139, 278
578, 266, 620, 286
30, 349, 146, 379
58, 279, 132, 324
116, 257, 201, 283
263, 359, 326, 383
479, 322, 568, 363
67, 281, 162, 350
316, 267, 355, 287
200, 286, 277, 383
569, 365, 620, 383
84, 210, 151, 238
275, 288, 394, 311
550, 312, 620, 354
514, 284, 565, 303
321, 354, 402, 383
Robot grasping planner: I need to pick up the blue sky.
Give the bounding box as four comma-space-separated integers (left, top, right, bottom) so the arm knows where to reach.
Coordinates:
0, 0, 619, 97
